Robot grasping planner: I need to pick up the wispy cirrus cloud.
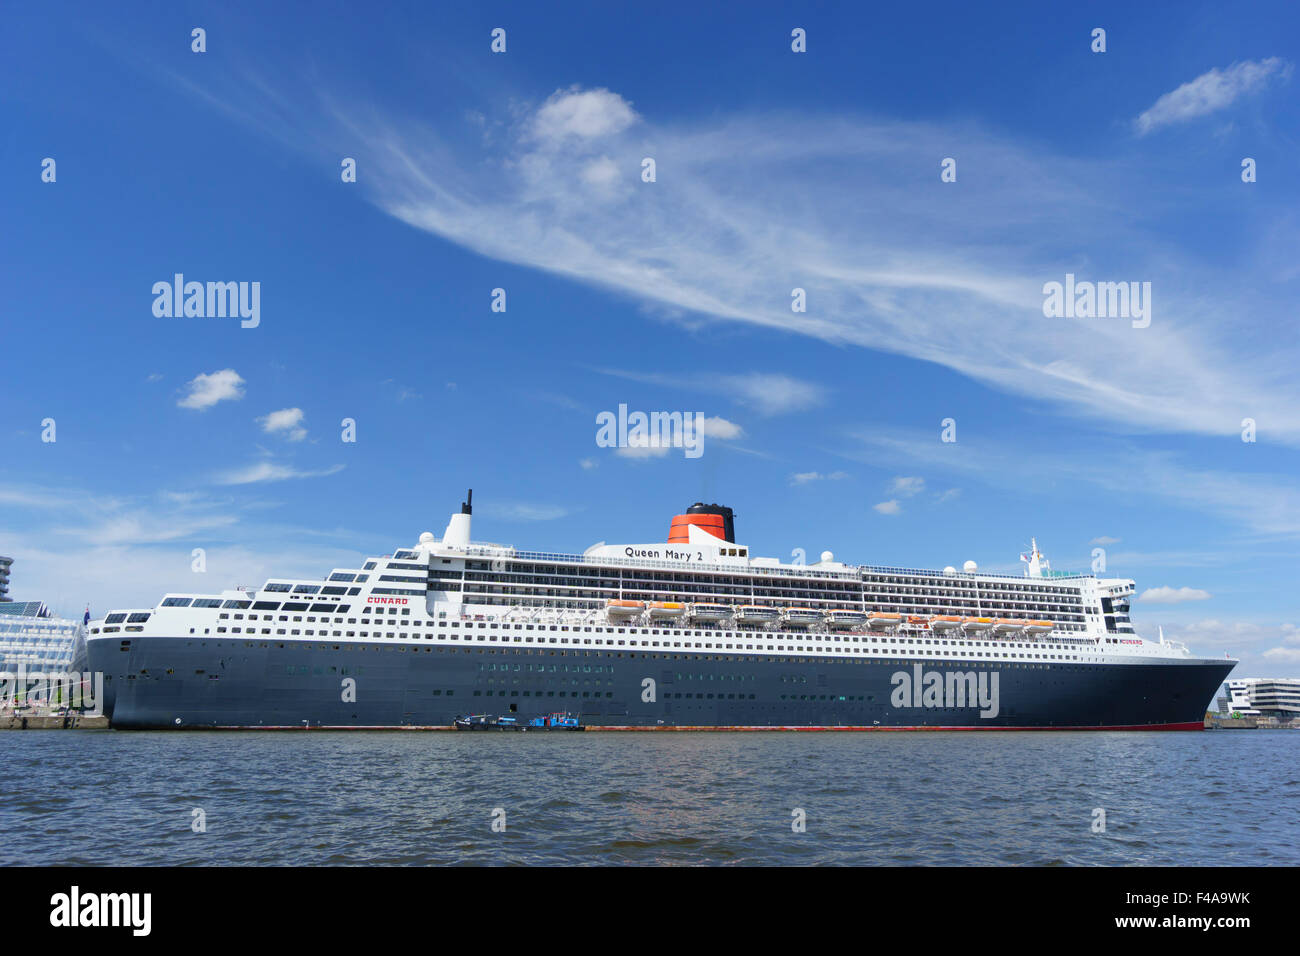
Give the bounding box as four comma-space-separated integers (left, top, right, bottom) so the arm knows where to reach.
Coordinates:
1134, 57, 1292, 135
479, 500, 571, 522
215, 461, 345, 485
790, 470, 848, 485
157, 70, 1300, 445
592, 368, 826, 416
889, 476, 926, 497
841, 427, 1300, 538
331, 88, 1300, 445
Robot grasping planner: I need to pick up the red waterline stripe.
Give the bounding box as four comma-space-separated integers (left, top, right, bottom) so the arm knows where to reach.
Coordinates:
173, 721, 1206, 732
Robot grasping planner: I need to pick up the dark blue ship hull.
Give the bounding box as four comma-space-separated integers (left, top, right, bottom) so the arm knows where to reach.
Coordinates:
87, 636, 1232, 730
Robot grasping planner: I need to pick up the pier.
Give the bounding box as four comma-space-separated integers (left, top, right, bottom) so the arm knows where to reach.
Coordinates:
1, 711, 108, 730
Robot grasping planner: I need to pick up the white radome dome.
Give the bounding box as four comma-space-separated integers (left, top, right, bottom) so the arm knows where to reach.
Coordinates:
943, 566, 957, 576
820, 551, 834, 563
962, 560, 978, 572
419, 531, 434, 545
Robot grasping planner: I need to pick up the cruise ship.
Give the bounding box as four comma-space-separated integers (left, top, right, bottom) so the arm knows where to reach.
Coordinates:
84, 494, 1235, 730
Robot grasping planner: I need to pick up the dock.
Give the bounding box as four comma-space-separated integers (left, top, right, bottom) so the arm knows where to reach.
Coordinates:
1, 712, 109, 730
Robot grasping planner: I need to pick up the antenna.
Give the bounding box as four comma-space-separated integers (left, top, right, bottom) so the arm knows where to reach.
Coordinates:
462, 489, 473, 515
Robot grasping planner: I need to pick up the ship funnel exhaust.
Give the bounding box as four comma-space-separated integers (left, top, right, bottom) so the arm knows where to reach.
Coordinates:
668, 502, 735, 543
443, 489, 473, 548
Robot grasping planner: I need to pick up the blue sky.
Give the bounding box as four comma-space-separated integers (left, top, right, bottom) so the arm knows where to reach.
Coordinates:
2, 1, 1298, 675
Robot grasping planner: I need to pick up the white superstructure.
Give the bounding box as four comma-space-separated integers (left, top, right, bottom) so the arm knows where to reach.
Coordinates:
86, 496, 1216, 671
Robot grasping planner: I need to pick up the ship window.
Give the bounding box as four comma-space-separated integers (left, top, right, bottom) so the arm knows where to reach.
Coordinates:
105, 613, 128, 624
162, 597, 192, 607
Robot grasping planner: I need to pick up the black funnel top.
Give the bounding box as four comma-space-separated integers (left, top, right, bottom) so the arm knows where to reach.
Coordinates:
687, 502, 735, 543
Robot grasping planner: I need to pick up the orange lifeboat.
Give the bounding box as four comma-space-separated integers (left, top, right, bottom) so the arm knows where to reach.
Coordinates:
962, 617, 994, 631
992, 618, 1026, 635
1023, 619, 1053, 635
867, 612, 903, 630
930, 615, 962, 632
647, 601, 686, 619
606, 599, 645, 621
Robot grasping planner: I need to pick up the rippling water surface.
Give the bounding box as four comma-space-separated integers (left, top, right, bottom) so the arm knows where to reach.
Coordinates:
3, 730, 1296, 865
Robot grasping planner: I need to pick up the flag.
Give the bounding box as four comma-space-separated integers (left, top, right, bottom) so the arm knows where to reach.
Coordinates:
1020, 553, 1030, 563
83, 606, 90, 625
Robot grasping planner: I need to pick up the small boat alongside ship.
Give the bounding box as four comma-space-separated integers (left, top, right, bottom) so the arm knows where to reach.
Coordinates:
454, 712, 584, 732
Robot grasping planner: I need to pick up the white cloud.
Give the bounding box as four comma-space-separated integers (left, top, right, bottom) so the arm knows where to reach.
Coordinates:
721, 373, 826, 415
936, 488, 961, 503
699, 416, 743, 440
0, 480, 375, 615
480, 501, 570, 521
791, 471, 849, 485
258, 407, 307, 441
5, 537, 366, 620
592, 369, 825, 416
1162, 619, 1299, 654
215, 461, 344, 485
1135, 58, 1292, 135
178, 369, 245, 410
529, 87, 638, 143
1090, 535, 1121, 546
874, 499, 901, 515
581, 156, 621, 189
841, 428, 1300, 538
890, 476, 925, 497
615, 442, 670, 459
1138, 586, 1213, 604
177, 76, 1300, 446
579, 458, 598, 470
610, 414, 741, 458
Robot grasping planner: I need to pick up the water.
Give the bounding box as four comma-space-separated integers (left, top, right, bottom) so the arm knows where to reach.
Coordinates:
3, 730, 1296, 865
